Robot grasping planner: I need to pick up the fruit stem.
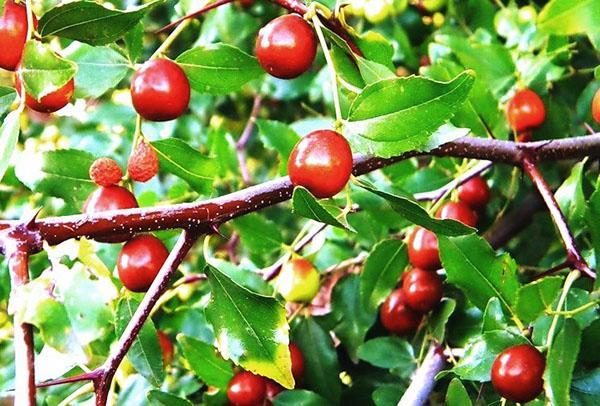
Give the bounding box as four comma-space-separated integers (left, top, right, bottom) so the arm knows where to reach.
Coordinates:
150, 18, 192, 60
545, 270, 580, 349
311, 16, 343, 127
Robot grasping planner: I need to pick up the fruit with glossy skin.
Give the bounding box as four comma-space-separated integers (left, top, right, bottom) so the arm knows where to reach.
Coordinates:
130, 59, 190, 121
289, 343, 305, 380
288, 130, 353, 198
506, 89, 546, 132
227, 371, 267, 406
128, 141, 159, 182
89, 158, 123, 187
402, 267, 443, 312
256, 14, 317, 79
458, 176, 490, 210
380, 288, 422, 335
0, 0, 37, 71
117, 235, 169, 292
592, 88, 600, 124
275, 258, 320, 303
407, 227, 440, 270
436, 201, 478, 227
84, 186, 138, 214
157, 331, 174, 365
265, 379, 284, 400
16, 75, 74, 113
491, 344, 545, 403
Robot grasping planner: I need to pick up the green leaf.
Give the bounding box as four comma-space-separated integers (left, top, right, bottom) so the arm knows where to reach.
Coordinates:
124, 22, 144, 63
358, 182, 475, 236
0, 87, 16, 117
515, 277, 563, 323
274, 390, 330, 406
176, 44, 263, 94
292, 317, 341, 404
204, 265, 293, 388
257, 119, 300, 175
356, 56, 395, 85
21, 41, 77, 99
147, 390, 192, 406
544, 319, 582, 405
429, 299, 457, 341
177, 335, 233, 390
331, 275, 376, 361
538, 0, 600, 36
0, 109, 21, 183
446, 379, 472, 406
555, 161, 587, 230
15, 149, 95, 205
452, 331, 528, 381
116, 297, 164, 386
291, 187, 353, 231
65, 43, 130, 98
152, 139, 217, 195
482, 297, 508, 333
38, 0, 162, 45
357, 337, 415, 370
343, 72, 474, 152
232, 213, 283, 266
439, 234, 521, 320
360, 239, 408, 313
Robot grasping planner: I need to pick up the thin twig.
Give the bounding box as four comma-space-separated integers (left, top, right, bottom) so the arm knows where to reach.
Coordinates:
156, 0, 234, 33
236, 95, 263, 185
414, 160, 492, 202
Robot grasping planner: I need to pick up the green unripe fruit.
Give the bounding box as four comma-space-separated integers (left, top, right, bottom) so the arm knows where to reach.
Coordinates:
518, 5, 537, 24
275, 258, 320, 303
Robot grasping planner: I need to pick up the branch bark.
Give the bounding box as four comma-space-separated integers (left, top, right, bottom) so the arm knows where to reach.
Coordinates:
397, 343, 446, 406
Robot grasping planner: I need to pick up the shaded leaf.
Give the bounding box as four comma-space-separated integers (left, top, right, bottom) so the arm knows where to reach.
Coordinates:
178, 335, 233, 390
292, 187, 353, 231
274, 390, 330, 406
515, 277, 563, 323
357, 337, 415, 370
544, 319, 581, 405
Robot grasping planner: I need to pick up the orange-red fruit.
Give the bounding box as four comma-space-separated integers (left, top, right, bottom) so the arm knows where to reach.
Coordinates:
227, 371, 267, 406
89, 158, 123, 187
256, 14, 317, 79
130, 59, 190, 121
592, 88, 600, 124
436, 201, 478, 227
407, 227, 440, 271
157, 331, 174, 365
402, 268, 443, 313
506, 88, 546, 132
0, 0, 37, 71
379, 288, 423, 335
458, 176, 490, 210
128, 141, 159, 182
84, 186, 138, 213
16, 75, 74, 113
289, 343, 304, 381
117, 235, 169, 292
516, 130, 533, 143
288, 130, 353, 198
491, 344, 545, 403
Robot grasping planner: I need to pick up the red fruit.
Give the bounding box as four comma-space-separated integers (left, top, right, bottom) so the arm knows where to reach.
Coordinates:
89, 158, 123, 187
402, 268, 443, 313
256, 14, 317, 79
516, 130, 533, 143
265, 380, 284, 400
592, 88, 600, 124
84, 186, 138, 213
407, 227, 440, 270
506, 88, 546, 132
16, 75, 74, 113
380, 288, 423, 335
458, 176, 490, 210
130, 59, 190, 121
436, 201, 478, 227
491, 344, 545, 403
0, 0, 37, 71
128, 141, 159, 182
238, 0, 255, 7
419, 55, 431, 67
289, 343, 304, 381
227, 371, 267, 406
157, 331, 174, 365
288, 130, 353, 198
117, 235, 169, 292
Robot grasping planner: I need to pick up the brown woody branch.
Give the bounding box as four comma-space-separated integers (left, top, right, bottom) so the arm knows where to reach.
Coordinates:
397, 343, 446, 406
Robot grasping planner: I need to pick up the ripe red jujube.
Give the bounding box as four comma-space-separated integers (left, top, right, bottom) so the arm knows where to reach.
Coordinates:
407, 227, 440, 271
130, 59, 190, 121
0, 0, 37, 71
289, 343, 304, 381
491, 344, 545, 403
157, 331, 174, 365
402, 267, 443, 313
458, 176, 490, 210
227, 371, 267, 406
436, 201, 478, 227
117, 234, 169, 292
592, 88, 600, 124
288, 130, 353, 198
256, 14, 317, 79
380, 288, 422, 335
506, 88, 546, 132
16, 75, 74, 113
